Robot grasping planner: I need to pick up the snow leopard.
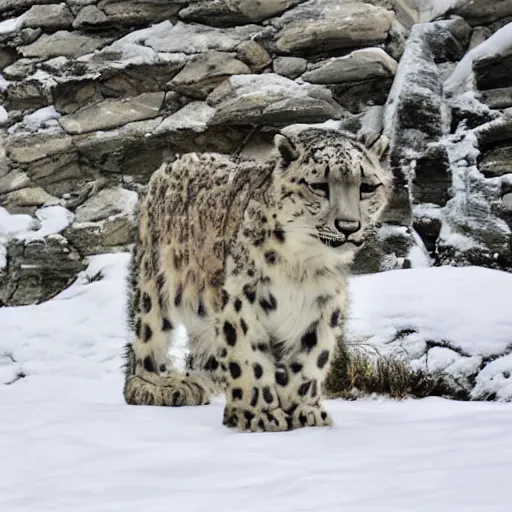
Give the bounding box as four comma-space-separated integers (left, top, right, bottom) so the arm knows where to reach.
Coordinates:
123, 127, 392, 432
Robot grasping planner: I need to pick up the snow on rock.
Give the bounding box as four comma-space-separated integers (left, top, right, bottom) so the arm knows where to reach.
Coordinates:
0, 14, 25, 35
0, 206, 82, 307
18, 205, 74, 243
0, 105, 8, 124
208, 73, 345, 125
404, 0, 459, 23
445, 22, 512, 94
0, 74, 10, 92
347, 266, 512, 400
0, 207, 38, 238
438, 127, 511, 267
8, 105, 61, 134
0, 207, 39, 268
74, 187, 137, 224
473, 354, 512, 402
0, 204, 74, 268
109, 20, 261, 55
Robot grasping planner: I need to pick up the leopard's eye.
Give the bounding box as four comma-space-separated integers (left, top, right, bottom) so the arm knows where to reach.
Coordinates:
309, 182, 330, 199
360, 182, 380, 199
299, 179, 329, 199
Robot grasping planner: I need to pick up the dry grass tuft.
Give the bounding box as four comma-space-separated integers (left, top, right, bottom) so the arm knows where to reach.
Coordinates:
324, 336, 471, 401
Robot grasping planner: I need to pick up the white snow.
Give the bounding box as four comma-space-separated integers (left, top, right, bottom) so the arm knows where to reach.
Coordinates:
108, 20, 260, 56
348, 265, 512, 358
347, 265, 512, 400
407, 229, 432, 267
0, 207, 37, 238
0, 208, 39, 269
437, 222, 481, 251
0, 14, 24, 35
1, 254, 512, 510
19, 205, 74, 242
0, 73, 10, 92
0, 105, 8, 124
280, 119, 342, 138
8, 105, 61, 135
445, 22, 512, 93
418, 0, 459, 22
223, 73, 319, 101
0, 205, 74, 264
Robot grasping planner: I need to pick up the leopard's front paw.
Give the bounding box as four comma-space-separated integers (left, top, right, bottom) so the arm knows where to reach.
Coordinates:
222, 405, 292, 432
288, 404, 332, 429
124, 373, 212, 406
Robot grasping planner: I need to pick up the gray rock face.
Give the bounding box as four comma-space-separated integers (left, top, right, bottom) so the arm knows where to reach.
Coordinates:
0, 235, 84, 306
301, 49, 397, 84
450, 0, 512, 25
502, 193, 512, 212
1, 186, 59, 214
273, 0, 394, 54
383, 18, 471, 227
65, 186, 137, 255
301, 48, 398, 114
114, 20, 261, 55
73, 186, 137, 223
236, 41, 271, 72
273, 56, 307, 79
207, 73, 346, 125
411, 144, 451, 207
479, 145, 512, 178
169, 51, 251, 100
97, 0, 182, 26
64, 217, 135, 255
473, 49, 512, 91
22, 4, 74, 30
475, 112, 512, 150
59, 92, 165, 134
6, 133, 73, 164
0, 0, 59, 18
73, 5, 109, 29
19, 31, 110, 58
180, 0, 300, 26
480, 87, 512, 110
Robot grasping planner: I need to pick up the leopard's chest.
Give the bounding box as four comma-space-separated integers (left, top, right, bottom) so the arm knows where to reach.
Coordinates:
258, 270, 346, 344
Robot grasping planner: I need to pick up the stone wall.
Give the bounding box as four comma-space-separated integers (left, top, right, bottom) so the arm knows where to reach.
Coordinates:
1, 0, 512, 305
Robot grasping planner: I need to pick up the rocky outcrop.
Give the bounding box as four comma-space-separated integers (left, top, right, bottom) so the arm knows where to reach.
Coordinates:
1, 0, 512, 304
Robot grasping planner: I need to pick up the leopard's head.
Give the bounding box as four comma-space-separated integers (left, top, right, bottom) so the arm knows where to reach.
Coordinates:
272, 128, 392, 264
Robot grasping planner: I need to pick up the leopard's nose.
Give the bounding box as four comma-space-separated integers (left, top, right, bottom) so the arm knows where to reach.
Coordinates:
334, 220, 361, 236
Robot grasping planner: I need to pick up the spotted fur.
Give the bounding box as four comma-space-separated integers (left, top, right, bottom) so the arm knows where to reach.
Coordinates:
123, 128, 392, 432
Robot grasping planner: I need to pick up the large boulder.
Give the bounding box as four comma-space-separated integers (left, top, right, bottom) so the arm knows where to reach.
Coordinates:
64, 186, 138, 255
271, 0, 394, 55
59, 92, 165, 134
207, 73, 346, 126
0, 205, 84, 306
449, 0, 512, 26
169, 51, 251, 100
180, 0, 301, 26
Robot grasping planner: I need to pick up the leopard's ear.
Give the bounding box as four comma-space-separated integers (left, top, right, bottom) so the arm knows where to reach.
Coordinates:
274, 134, 298, 165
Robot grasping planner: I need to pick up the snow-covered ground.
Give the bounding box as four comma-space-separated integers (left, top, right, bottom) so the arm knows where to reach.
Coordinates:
348, 265, 512, 401
1, 253, 512, 511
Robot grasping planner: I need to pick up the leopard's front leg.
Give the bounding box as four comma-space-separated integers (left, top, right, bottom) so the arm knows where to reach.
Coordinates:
216, 298, 291, 433
276, 306, 341, 429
